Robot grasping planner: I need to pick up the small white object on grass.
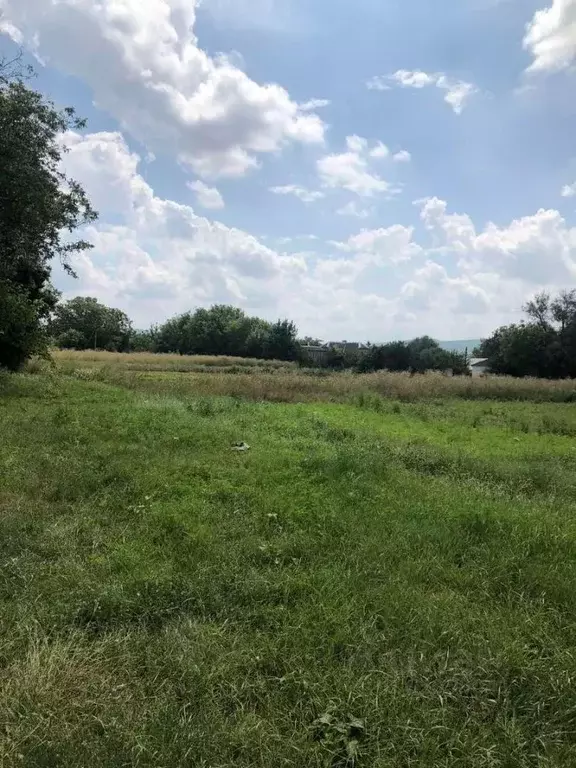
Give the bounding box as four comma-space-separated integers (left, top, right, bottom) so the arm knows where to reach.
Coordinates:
231, 442, 250, 451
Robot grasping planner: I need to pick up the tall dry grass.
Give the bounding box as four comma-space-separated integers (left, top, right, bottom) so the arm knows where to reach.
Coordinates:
52, 349, 296, 373
50, 352, 576, 403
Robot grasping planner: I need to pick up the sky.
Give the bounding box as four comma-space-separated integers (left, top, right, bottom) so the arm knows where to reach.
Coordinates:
1, 0, 576, 341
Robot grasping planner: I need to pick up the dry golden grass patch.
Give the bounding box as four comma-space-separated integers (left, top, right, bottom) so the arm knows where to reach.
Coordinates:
47, 351, 576, 403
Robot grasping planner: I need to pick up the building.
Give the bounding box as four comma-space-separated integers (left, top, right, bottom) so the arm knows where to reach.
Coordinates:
469, 357, 490, 377
324, 341, 370, 354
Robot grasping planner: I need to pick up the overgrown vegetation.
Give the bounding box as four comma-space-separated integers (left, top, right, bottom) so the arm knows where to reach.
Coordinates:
357, 336, 469, 374
50, 349, 576, 403
2, 363, 576, 766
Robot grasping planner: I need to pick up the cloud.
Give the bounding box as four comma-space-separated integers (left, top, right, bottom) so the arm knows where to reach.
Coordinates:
187, 180, 225, 210
562, 182, 576, 197
393, 150, 412, 163
0, 0, 325, 178
336, 201, 372, 219
333, 225, 422, 265
369, 142, 390, 159
57, 131, 309, 318
270, 185, 325, 203
53, 131, 576, 340
300, 98, 331, 111
417, 196, 576, 285
524, 0, 576, 73
317, 135, 396, 197
368, 70, 478, 114
400, 261, 491, 315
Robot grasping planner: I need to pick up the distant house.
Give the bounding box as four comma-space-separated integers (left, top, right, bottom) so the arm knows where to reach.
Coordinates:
469, 357, 490, 377
300, 340, 370, 365
324, 341, 370, 354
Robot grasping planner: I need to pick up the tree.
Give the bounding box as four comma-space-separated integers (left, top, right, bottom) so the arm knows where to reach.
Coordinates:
523, 292, 552, 331
51, 297, 131, 351
477, 290, 576, 379
157, 305, 257, 357
264, 320, 300, 361
552, 290, 576, 332
129, 327, 159, 353
477, 323, 559, 378
244, 318, 273, 359
299, 336, 322, 346
0, 58, 97, 369
358, 341, 411, 373
155, 305, 300, 361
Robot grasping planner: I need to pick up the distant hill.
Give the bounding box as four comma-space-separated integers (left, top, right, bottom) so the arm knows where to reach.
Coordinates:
438, 339, 481, 354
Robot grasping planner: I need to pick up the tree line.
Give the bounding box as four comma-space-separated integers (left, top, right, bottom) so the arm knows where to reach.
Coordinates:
49, 296, 471, 371
50, 298, 301, 362
48, 291, 576, 380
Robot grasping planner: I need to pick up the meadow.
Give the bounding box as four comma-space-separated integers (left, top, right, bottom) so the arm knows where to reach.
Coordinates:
2, 351, 576, 766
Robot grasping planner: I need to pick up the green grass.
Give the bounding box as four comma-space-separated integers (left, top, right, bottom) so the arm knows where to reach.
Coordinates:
2, 370, 576, 766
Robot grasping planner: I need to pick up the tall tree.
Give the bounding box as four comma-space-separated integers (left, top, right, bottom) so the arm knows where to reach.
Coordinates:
156, 306, 300, 361
264, 319, 300, 361
523, 292, 552, 331
478, 290, 576, 379
0, 56, 97, 369
51, 297, 132, 351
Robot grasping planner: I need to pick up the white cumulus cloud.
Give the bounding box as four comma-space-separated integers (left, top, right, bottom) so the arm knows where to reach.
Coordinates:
562, 182, 576, 197
393, 150, 411, 163
417, 196, 576, 285
187, 181, 225, 210
368, 70, 478, 114
524, 0, 576, 73
270, 185, 325, 203
317, 136, 396, 197
300, 98, 331, 111
53, 132, 576, 341
333, 225, 422, 264
0, 0, 325, 178
336, 201, 372, 219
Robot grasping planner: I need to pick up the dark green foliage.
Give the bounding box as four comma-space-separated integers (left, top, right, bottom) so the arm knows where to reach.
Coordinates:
156, 304, 300, 361
129, 326, 159, 352
0, 59, 97, 369
0, 280, 50, 369
478, 291, 576, 378
358, 340, 411, 372
358, 337, 467, 375
265, 319, 301, 361
51, 297, 132, 351
324, 347, 359, 370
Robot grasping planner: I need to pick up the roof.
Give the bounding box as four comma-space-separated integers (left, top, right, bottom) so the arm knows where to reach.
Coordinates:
324, 341, 369, 350
469, 358, 489, 367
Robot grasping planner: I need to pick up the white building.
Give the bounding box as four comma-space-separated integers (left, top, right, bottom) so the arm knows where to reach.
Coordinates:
469, 358, 490, 377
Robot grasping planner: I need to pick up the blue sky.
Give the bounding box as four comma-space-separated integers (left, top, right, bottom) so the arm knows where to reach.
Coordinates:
1, 0, 576, 341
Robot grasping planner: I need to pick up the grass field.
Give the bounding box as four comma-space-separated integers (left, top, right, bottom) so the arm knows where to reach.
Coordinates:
49, 349, 576, 403
2, 354, 576, 766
